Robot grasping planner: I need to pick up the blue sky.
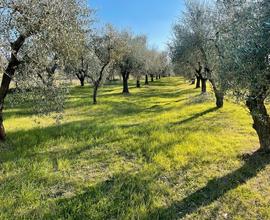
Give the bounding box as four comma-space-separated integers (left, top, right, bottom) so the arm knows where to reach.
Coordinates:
88, 0, 185, 51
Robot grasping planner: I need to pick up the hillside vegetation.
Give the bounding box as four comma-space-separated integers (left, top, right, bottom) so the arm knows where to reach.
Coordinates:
1, 77, 270, 219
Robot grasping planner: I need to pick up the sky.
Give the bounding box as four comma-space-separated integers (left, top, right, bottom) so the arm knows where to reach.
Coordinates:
88, 0, 185, 51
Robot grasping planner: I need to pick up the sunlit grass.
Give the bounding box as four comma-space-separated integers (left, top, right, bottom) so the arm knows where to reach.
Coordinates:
0, 77, 269, 219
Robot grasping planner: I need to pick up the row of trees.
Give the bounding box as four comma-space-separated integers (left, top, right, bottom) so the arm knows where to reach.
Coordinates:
170, 0, 270, 152
0, 0, 171, 140
65, 27, 171, 104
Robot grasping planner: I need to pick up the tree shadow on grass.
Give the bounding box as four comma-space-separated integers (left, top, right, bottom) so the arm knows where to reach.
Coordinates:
42, 171, 157, 220
148, 151, 270, 219
138, 88, 198, 99
0, 119, 117, 163
170, 107, 219, 126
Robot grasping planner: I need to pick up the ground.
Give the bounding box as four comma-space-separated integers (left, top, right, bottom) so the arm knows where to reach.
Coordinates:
0, 77, 270, 219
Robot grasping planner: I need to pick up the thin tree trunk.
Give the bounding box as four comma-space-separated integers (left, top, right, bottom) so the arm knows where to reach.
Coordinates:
151, 74, 154, 82
92, 61, 110, 104
156, 75, 158, 80
93, 84, 98, 104
136, 80, 140, 88
0, 35, 25, 141
159, 74, 161, 79
196, 75, 201, 88
201, 78, 207, 93
145, 75, 149, 85
246, 94, 270, 152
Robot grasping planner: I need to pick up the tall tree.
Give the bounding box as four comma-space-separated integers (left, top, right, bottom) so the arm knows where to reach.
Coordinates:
217, 0, 270, 152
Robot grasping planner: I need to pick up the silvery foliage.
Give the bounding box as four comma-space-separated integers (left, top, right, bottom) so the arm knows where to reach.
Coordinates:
169, 21, 202, 78
112, 31, 144, 76
171, 0, 223, 84
0, 0, 90, 118
216, 0, 270, 99
64, 37, 92, 86
145, 49, 169, 76
86, 26, 118, 86
129, 35, 148, 80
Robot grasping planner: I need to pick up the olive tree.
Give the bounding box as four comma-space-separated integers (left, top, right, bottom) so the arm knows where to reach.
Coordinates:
169, 24, 205, 90
130, 35, 148, 88
146, 49, 160, 82
87, 26, 117, 104
114, 31, 147, 94
157, 51, 171, 79
65, 43, 92, 87
217, 0, 270, 152
171, 0, 224, 107
0, 0, 90, 140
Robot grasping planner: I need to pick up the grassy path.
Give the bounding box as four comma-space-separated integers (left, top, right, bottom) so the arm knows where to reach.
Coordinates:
1, 77, 270, 219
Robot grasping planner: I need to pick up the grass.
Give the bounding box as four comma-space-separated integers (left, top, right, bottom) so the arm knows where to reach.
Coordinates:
0, 77, 270, 219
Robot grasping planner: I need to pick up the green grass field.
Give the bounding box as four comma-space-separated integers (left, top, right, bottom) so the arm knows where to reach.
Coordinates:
1, 77, 270, 219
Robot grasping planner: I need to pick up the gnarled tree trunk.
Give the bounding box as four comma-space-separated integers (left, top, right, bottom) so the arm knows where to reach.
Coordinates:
80, 78, 85, 87
246, 94, 270, 152
209, 79, 224, 108
0, 35, 26, 141
214, 90, 224, 108
76, 71, 86, 87
201, 78, 207, 94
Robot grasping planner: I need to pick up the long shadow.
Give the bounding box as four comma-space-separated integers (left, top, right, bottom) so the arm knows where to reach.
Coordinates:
171, 107, 218, 126
138, 88, 198, 99
148, 151, 270, 219
0, 119, 116, 163
41, 171, 156, 220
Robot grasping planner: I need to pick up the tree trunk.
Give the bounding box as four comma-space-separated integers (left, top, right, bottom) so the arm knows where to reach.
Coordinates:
159, 74, 161, 79
136, 80, 141, 88
196, 75, 201, 88
92, 61, 110, 104
79, 77, 85, 87
76, 72, 85, 87
93, 84, 98, 104
122, 74, 129, 94
145, 75, 149, 85
209, 79, 224, 108
0, 73, 11, 141
214, 90, 224, 108
156, 75, 158, 80
0, 35, 26, 141
246, 95, 270, 152
151, 74, 154, 82
201, 78, 207, 93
